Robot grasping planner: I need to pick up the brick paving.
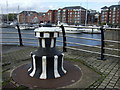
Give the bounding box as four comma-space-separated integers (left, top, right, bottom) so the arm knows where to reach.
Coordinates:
2, 45, 120, 89
64, 48, 120, 89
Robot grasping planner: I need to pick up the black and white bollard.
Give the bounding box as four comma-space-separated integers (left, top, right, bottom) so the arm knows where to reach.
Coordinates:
28, 27, 67, 79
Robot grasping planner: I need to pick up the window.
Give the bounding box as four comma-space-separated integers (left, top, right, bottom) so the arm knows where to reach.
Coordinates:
102, 12, 105, 14
112, 15, 115, 18
73, 9, 76, 11
112, 21, 115, 24
113, 12, 116, 15
102, 16, 104, 18
113, 7, 116, 11
58, 10, 61, 12
63, 9, 66, 12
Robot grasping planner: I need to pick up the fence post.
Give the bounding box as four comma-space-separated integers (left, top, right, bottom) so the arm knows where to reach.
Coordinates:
60, 25, 67, 52
16, 25, 23, 46
98, 26, 106, 60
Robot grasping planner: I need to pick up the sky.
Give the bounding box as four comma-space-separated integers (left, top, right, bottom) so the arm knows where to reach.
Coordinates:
0, 0, 120, 14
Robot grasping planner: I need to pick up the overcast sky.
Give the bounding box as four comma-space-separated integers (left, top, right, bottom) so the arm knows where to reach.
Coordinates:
0, 0, 120, 14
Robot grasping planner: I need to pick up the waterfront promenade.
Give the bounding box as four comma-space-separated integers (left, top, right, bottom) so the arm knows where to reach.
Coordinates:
2, 44, 119, 89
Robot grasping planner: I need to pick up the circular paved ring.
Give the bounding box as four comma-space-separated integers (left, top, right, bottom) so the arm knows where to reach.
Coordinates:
11, 61, 82, 89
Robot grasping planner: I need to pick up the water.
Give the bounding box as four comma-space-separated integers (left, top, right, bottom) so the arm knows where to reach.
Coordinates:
1, 27, 103, 47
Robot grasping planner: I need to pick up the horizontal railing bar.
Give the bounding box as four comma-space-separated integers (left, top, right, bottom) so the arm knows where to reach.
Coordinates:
21, 33, 34, 35
66, 46, 120, 58
66, 46, 100, 54
56, 25, 120, 30
105, 28, 120, 30
56, 40, 63, 42
1, 41, 36, 44
57, 40, 101, 48
1, 32, 34, 35
59, 35, 119, 44
2, 37, 19, 39
1, 32, 18, 34
61, 35, 101, 41
57, 40, 120, 51
22, 38, 36, 40
66, 42, 101, 48
57, 25, 101, 29
7, 25, 118, 30
104, 39, 120, 43
104, 53, 120, 58
1, 37, 36, 40
1, 41, 19, 43
104, 47, 120, 51
23, 41, 37, 44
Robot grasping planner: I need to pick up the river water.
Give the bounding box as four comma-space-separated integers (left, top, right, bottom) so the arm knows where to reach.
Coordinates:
1, 27, 119, 47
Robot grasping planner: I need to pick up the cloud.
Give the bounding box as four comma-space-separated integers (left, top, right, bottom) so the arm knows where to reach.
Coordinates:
0, 0, 119, 14
23, 0, 119, 2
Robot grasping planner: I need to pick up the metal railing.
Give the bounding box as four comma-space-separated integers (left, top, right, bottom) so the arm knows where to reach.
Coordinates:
58, 25, 120, 59
1, 25, 120, 60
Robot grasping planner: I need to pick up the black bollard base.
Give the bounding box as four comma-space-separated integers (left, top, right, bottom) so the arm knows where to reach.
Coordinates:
11, 61, 82, 89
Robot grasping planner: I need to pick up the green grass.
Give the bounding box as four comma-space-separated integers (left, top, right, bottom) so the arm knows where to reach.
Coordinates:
2, 78, 12, 86
65, 57, 103, 76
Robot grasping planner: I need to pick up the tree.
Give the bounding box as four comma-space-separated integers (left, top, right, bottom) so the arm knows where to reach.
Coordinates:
8, 14, 17, 21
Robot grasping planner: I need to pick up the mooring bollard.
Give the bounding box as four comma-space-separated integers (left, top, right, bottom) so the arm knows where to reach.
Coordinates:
28, 27, 67, 79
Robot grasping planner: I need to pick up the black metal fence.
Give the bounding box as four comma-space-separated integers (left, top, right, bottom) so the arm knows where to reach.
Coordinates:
1, 25, 120, 60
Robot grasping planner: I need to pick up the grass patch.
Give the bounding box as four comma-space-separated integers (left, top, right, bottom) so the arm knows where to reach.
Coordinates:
14, 85, 28, 90
2, 78, 12, 86
65, 57, 103, 76
2, 68, 11, 73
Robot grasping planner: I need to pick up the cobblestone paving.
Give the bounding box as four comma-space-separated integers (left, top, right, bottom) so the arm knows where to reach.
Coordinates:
2, 45, 120, 89
2, 45, 36, 83
64, 48, 120, 89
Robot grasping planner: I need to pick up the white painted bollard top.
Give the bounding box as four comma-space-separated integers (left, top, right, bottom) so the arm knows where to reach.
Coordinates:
34, 27, 61, 38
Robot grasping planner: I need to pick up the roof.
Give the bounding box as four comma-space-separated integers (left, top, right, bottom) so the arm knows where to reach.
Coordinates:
101, 6, 108, 9
109, 5, 120, 9
38, 12, 46, 16
101, 5, 120, 9
19, 11, 38, 14
63, 6, 86, 10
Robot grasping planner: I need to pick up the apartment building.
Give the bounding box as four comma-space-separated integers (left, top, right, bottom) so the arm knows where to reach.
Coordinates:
87, 9, 100, 25
109, 5, 120, 24
57, 6, 86, 25
38, 12, 48, 23
18, 6, 101, 25
18, 11, 39, 24
47, 10, 58, 24
101, 6, 109, 24
101, 5, 120, 25
18, 10, 58, 24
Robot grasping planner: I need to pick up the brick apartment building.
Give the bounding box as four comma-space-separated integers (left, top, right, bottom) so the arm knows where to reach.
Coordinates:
87, 9, 100, 25
17, 4, 120, 26
18, 6, 101, 25
38, 12, 49, 23
101, 5, 120, 25
57, 6, 87, 25
47, 10, 58, 24
18, 10, 58, 24
18, 11, 39, 24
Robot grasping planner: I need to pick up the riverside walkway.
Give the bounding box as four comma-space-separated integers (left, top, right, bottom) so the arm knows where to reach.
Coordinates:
2, 45, 120, 89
